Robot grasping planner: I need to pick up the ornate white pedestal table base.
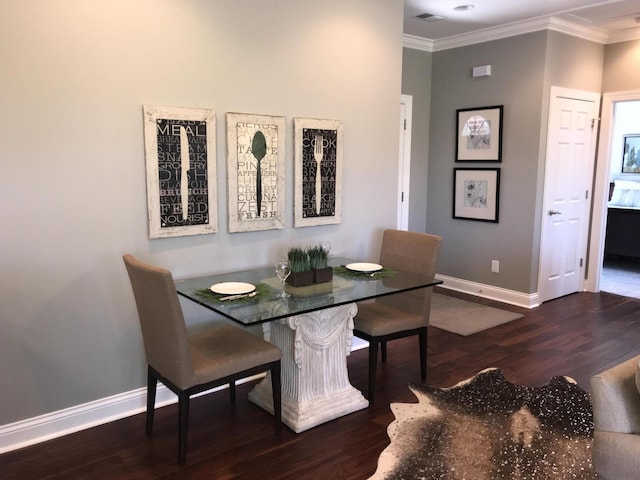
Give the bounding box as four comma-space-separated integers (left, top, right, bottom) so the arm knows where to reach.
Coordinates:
248, 302, 368, 433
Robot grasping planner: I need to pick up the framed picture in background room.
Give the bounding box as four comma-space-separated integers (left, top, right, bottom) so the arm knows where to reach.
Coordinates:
622, 134, 640, 173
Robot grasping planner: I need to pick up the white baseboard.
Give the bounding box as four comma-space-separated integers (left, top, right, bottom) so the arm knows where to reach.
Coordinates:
0, 342, 370, 455
0, 374, 263, 455
435, 274, 539, 309
0, 284, 525, 455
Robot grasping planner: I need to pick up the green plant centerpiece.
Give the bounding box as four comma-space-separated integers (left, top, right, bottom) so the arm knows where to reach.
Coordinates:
286, 247, 313, 287
308, 245, 333, 284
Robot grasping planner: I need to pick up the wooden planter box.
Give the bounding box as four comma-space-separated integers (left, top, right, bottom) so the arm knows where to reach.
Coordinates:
286, 270, 314, 287
313, 267, 333, 284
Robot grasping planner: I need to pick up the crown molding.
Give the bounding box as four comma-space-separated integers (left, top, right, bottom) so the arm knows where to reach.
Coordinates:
403, 15, 618, 52
546, 16, 609, 44
402, 33, 435, 52
608, 29, 640, 44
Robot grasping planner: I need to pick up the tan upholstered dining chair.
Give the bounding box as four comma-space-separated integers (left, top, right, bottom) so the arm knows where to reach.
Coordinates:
353, 230, 441, 403
123, 254, 282, 466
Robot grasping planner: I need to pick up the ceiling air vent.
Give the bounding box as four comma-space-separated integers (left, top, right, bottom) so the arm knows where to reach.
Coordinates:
416, 12, 445, 22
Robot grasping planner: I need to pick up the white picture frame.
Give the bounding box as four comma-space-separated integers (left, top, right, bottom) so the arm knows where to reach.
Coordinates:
143, 105, 217, 239
226, 112, 286, 233
293, 118, 343, 228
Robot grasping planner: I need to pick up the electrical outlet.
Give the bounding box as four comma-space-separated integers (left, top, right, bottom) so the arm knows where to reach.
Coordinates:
491, 260, 500, 273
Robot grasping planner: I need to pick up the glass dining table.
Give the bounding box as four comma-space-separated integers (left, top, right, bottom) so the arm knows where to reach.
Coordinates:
176, 256, 441, 433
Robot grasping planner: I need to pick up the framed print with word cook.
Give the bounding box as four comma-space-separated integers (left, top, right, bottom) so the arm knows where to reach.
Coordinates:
293, 117, 343, 228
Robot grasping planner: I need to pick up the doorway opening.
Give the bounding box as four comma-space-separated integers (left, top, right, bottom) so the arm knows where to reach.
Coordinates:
398, 95, 412, 230
598, 98, 640, 300
587, 91, 640, 300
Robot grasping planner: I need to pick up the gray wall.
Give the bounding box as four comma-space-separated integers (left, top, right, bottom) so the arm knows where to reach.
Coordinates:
0, 0, 403, 426
544, 31, 604, 91
426, 31, 605, 294
401, 47, 433, 233
602, 40, 640, 92
427, 32, 548, 293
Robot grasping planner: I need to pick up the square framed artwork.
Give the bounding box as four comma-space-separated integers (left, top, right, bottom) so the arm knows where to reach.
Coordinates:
456, 105, 503, 162
226, 112, 286, 233
453, 168, 500, 222
143, 105, 217, 239
293, 118, 343, 227
622, 134, 640, 173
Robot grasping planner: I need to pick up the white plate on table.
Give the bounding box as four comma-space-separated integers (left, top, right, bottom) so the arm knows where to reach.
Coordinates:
345, 263, 383, 273
209, 282, 255, 295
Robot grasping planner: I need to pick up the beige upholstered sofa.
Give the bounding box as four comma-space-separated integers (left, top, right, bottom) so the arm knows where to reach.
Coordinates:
590, 356, 640, 479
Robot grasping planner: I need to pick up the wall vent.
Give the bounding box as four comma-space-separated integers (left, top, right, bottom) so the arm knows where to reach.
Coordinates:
416, 13, 445, 22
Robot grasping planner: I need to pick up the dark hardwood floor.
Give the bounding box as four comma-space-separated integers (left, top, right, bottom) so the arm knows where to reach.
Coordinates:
2, 289, 640, 479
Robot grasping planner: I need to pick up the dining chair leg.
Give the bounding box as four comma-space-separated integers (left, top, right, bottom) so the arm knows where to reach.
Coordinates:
271, 361, 282, 433
381, 341, 387, 363
178, 392, 190, 466
368, 339, 379, 404
229, 381, 236, 404
146, 366, 157, 436
419, 328, 427, 381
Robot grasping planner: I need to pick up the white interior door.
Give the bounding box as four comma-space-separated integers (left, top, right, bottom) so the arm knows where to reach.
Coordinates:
397, 95, 412, 230
538, 87, 599, 303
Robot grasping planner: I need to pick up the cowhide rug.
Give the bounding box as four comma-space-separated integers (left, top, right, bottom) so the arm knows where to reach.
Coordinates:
369, 368, 596, 480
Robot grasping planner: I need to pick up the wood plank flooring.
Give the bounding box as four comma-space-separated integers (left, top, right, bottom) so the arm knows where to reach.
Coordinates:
2, 289, 640, 479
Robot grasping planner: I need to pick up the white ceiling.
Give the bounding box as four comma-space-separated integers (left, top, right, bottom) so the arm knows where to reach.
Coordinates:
404, 0, 640, 48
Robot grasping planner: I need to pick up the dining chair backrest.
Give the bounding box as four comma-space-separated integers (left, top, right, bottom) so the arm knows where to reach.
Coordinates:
377, 229, 442, 320
123, 254, 193, 388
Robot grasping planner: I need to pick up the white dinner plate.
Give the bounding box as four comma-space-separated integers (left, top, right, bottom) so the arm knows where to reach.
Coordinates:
210, 282, 255, 295
345, 262, 383, 273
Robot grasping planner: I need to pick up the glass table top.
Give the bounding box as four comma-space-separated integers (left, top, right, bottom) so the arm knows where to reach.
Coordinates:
175, 257, 441, 326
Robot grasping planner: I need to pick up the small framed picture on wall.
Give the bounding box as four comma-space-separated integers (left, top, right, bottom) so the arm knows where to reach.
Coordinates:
456, 105, 503, 162
453, 168, 500, 222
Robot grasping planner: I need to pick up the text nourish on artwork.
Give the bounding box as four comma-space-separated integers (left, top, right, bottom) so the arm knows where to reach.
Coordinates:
143, 105, 218, 239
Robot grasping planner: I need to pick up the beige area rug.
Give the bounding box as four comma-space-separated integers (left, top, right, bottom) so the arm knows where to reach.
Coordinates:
600, 257, 640, 300
368, 368, 596, 480
430, 293, 524, 336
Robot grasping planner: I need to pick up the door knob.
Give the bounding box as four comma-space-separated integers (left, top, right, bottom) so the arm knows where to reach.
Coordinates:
548, 210, 562, 216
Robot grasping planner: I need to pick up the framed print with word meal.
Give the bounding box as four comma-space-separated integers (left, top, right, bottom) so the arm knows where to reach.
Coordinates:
143, 105, 217, 239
